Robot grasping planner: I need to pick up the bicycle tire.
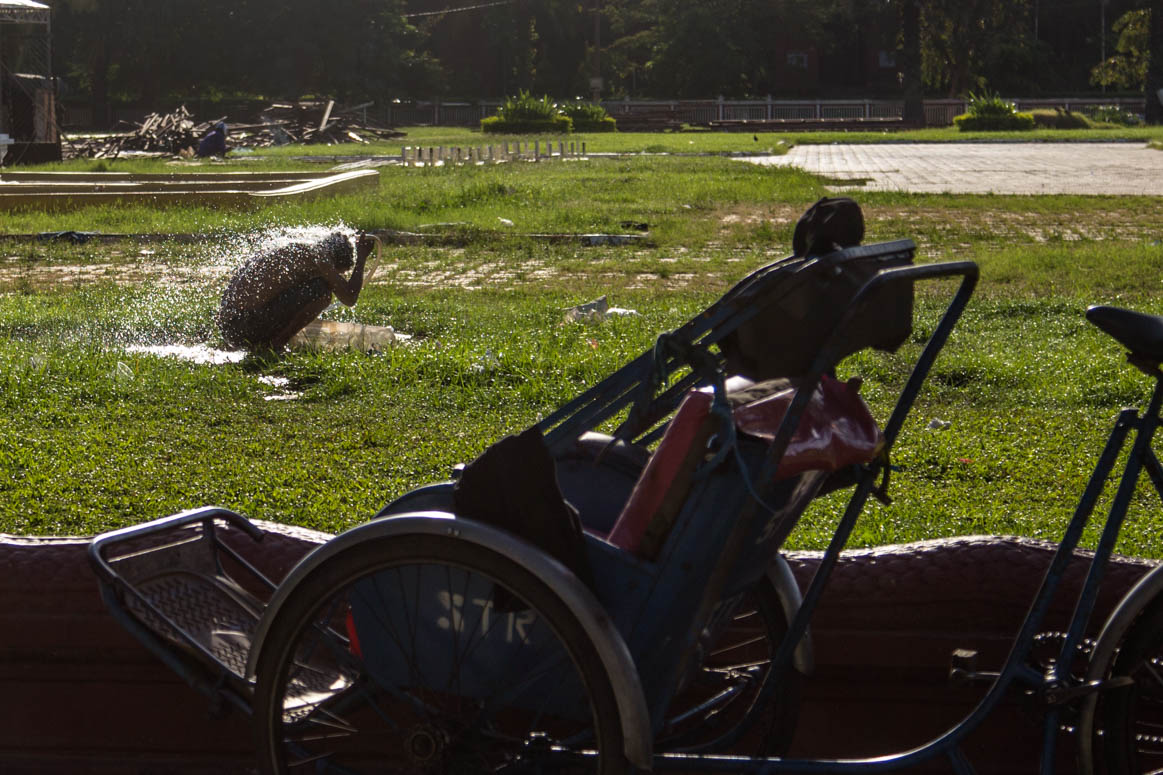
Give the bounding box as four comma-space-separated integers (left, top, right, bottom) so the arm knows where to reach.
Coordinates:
555, 436, 803, 756
252, 533, 632, 774
1102, 591, 1163, 774
657, 577, 802, 756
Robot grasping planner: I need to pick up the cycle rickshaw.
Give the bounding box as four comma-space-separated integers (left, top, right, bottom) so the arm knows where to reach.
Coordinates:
89, 226, 1163, 774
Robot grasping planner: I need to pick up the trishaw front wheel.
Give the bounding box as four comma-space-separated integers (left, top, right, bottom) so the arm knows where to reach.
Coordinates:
252, 533, 632, 774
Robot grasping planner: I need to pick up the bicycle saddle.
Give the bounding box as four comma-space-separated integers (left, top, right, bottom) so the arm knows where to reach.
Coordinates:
1086, 305, 1163, 365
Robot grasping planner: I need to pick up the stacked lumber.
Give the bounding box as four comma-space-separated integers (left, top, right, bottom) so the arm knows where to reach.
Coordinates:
64, 106, 215, 159
253, 100, 404, 146
63, 101, 404, 159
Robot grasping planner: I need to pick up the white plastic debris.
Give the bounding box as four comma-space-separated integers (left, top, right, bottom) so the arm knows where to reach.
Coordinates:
470, 348, 501, 373
927, 418, 952, 430
288, 320, 400, 352
563, 296, 640, 323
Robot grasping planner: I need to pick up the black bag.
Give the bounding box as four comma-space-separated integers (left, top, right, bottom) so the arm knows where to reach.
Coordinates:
792, 196, 865, 258
719, 198, 913, 380
452, 426, 594, 604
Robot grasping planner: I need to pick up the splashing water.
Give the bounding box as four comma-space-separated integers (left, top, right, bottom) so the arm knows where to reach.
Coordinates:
124, 343, 246, 366
108, 221, 361, 355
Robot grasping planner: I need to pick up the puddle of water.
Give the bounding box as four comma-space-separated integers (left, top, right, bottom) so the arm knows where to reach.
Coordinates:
126, 344, 305, 400
125, 343, 246, 365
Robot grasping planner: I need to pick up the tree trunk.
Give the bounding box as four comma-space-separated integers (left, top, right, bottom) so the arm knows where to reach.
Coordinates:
1147, 6, 1163, 125
899, 0, 925, 126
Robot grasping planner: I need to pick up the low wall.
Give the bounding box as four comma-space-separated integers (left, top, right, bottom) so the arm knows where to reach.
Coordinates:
0, 527, 1154, 773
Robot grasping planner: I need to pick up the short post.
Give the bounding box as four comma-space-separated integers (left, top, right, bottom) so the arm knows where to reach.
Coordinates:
534, 140, 540, 161
558, 141, 564, 157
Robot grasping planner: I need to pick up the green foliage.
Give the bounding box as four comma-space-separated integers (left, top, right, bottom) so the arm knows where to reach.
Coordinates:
482, 91, 575, 134
954, 91, 1035, 131
919, 0, 1033, 96
496, 91, 561, 122
1085, 105, 1145, 127
965, 90, 1018, 119
1090, 9, 1150, 91
1029, 109, 1092, 130
481, 114, 574, 135
953, 112, 1036, 131
561, 101, 617, 132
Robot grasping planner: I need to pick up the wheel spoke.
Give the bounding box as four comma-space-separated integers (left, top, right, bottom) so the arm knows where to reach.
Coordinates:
253, 535, 624, 774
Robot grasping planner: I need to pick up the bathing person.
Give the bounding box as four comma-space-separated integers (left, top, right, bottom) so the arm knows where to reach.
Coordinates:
217, 231, 375, 351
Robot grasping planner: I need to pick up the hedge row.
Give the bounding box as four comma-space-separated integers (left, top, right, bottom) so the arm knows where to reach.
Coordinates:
481, 114, 574, 134
953, 112, 1036, 131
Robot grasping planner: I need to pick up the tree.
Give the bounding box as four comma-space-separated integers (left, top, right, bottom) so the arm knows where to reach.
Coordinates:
602, 0, 660, 97
919, 0, 1033, 96
1091, 9, 1150, 90
646, 0, 827, 98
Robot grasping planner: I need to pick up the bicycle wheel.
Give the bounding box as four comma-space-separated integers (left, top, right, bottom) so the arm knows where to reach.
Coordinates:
656, 578, 802, 756
252, 533, 632, 774
1103, 593, 1163, 773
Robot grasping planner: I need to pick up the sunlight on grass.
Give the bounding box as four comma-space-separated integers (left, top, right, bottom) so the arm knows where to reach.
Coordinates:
3, 149, 1163, 563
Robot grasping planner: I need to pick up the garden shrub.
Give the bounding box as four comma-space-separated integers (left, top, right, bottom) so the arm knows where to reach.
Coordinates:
481, 114, 573, 134
953, 112, 1037, 131
481, 91, 575, 134
1029, 108, 1092, 129
561, 101, 617, 132
954, 90, 1035, 131
1085, 105, 1144, 126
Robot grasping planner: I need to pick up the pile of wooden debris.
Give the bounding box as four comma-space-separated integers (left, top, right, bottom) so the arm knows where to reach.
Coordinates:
250, 100, 404, 146
63, 101, 404, 159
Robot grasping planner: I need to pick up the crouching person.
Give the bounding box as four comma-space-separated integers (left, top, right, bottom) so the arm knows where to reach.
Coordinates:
216, 231, 376, 352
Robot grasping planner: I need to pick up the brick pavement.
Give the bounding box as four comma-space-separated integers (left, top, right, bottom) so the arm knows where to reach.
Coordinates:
746, 142, 1163, 195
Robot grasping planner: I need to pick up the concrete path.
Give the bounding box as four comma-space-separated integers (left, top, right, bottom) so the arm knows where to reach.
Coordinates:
745, 142, 1163, 196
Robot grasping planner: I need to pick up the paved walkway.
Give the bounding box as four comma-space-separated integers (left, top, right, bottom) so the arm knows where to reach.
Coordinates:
745, 142, 1163, 195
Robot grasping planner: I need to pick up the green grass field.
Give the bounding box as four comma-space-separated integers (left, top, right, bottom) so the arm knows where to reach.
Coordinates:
3, 132, 1163, 561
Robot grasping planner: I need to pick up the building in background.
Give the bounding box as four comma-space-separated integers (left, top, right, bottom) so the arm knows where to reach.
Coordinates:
0, 0, 59, 165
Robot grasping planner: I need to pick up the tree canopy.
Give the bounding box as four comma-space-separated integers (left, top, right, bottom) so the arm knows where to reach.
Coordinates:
37, 0, 1161, 124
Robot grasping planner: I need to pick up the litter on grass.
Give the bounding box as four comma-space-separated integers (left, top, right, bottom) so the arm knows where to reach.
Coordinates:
563, 296, 640, 323
287, 320, 409, 353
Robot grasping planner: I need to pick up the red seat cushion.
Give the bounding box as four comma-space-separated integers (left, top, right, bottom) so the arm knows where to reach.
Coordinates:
605, 375, 883, 558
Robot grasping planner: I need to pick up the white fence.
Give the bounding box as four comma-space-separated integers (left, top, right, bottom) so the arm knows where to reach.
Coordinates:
380, 96, 1147, 128
67, 96, 1149, 131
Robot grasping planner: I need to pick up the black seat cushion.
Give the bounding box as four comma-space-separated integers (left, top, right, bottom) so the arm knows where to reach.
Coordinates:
1086, 306, 1163, 364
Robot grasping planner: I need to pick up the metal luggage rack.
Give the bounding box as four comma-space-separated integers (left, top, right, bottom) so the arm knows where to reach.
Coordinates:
88, 507, 278, 714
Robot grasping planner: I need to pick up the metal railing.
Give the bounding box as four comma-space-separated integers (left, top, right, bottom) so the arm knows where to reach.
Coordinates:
65, 96, 1150, 131
379, 96, 1147, 128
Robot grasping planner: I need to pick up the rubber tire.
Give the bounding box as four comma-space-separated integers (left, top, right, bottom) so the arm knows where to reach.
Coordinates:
556, 437, 802, 756
1103, 592, 1163, 774
252, 533, 632, 774
657, 577, 802, 756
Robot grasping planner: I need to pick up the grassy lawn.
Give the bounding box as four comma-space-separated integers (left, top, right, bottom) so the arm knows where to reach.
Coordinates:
3, 138, 1163, 563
